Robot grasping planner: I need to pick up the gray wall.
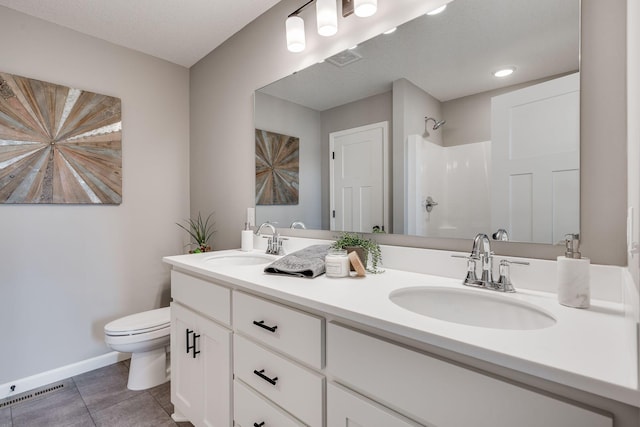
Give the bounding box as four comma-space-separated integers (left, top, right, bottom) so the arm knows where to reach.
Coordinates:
190, 0, 627, 265
254, 92, 322, 229
0, 7, 190, 383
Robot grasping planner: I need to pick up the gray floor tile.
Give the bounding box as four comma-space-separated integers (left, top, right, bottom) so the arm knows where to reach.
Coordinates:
0, 406, 11, 427
74, 362, 140, 413
148, 381, 172, 416
92, 392, 175, 427
11, 381, 94, 427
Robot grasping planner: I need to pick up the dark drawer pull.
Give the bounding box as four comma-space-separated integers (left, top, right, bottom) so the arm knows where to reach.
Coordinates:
253, 369, 278, 386
192, 333, 201, 358
253, 320, 278, 333
186, 329, 194, 354
254, 423, 265, 427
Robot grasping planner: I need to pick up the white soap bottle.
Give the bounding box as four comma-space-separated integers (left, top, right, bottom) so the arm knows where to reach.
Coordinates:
241, 222, 253, 252
557, 233, 590, 308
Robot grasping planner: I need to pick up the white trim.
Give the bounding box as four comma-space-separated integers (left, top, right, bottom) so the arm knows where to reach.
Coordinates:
0, 351, 130, 400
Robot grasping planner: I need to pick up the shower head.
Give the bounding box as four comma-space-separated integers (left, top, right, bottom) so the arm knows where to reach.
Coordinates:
425, 117, 446, 131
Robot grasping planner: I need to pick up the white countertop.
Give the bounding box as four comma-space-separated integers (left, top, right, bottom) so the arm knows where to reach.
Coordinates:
164, 247, 640, 407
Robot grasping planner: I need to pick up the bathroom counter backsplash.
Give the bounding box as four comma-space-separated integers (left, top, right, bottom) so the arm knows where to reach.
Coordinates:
163, 237, 639, 407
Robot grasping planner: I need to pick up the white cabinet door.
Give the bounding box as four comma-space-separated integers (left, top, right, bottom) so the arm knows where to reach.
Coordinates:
171, 302, 232, 427
491, 73, 580, 244
327, 382, 423, 427
171, 302, 202, 423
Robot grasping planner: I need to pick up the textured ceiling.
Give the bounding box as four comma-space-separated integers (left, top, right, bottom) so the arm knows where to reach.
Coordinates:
0, 0, 281, 67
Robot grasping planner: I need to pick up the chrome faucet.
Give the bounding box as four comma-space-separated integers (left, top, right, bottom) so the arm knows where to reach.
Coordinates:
472, 233, 493, 286
290, 221, 306, 229
255, 222, 284, 255
452, 233, 529, 292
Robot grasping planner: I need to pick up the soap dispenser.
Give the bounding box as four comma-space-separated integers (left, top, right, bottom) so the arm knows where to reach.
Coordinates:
557, 233, 590, 308
241, 222, 253, 252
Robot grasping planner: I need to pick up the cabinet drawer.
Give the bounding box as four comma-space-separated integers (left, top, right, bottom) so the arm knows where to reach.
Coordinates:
234, 335, 324, 427
328, 382, 423, 427
233, 291, 323, 369
234, 379, 304, 427
327, 323, 612, 427
171, 270, 230, 325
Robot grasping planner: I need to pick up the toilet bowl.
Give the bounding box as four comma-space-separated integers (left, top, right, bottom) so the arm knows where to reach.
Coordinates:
104, 307, 171, 390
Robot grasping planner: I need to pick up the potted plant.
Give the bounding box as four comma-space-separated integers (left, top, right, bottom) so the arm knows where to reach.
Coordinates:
330, 232, 383, 273
176, 212, 215, 253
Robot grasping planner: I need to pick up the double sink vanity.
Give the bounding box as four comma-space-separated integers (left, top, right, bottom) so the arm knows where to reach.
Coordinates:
163, 237, 639, 427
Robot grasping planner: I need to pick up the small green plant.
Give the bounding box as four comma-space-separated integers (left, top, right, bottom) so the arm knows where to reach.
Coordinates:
176, 212, 215, 253
330, 232, 383, 273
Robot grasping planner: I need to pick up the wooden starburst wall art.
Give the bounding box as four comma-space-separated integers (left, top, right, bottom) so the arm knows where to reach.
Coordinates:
255, 129, 299, 205
0, 72, 122, 204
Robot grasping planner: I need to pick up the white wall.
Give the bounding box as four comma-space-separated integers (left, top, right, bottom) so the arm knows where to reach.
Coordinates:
0, 7, 190, 384
407, 138, 490, 239
254, 92, 322, 229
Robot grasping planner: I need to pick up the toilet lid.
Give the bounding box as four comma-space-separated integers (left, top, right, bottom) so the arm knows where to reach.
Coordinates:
104, 307, 170, 336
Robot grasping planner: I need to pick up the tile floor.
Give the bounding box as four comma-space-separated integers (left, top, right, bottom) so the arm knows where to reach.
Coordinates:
0, 361, 193, 427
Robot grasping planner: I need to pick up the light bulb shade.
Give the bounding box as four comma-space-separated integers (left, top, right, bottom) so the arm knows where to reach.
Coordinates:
354, 0, 377, 17
316, 0, 338, 36
286, 15, 306, 52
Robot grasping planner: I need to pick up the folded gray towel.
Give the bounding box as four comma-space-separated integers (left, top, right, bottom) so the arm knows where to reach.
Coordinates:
264, 245, 330, 278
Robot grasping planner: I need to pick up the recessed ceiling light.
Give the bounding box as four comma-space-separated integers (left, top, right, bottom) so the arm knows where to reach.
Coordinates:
426, 5, 447, 16
493, 67, 516, 77
383, 27, 397, 35
349, 45, 358, 50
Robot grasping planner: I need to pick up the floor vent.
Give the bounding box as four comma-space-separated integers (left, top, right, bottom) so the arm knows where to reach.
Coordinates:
0, 382, 65, 409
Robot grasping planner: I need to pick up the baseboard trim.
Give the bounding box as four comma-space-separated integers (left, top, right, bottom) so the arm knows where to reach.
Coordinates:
0, 351, 130, 400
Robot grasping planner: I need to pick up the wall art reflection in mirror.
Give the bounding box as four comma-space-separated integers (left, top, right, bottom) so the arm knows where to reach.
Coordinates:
0, 72, 122, 204
255, 129, 299, 205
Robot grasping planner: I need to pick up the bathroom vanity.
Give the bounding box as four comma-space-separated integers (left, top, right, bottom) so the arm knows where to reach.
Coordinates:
163, 238, 639, 427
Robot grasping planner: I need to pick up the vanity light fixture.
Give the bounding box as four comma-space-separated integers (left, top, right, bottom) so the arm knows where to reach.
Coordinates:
286, 0, 377, 52
317, 0, 338, 36
286, 14, 307, 52
493, 67, 516, 77
426, 4, 447, 15
354, 0, 377, 17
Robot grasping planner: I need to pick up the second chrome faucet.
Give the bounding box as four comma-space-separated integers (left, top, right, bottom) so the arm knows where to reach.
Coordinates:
452, 233, 529, 292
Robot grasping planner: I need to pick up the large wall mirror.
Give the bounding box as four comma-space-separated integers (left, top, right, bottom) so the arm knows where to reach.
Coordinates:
255, 0, 580, 245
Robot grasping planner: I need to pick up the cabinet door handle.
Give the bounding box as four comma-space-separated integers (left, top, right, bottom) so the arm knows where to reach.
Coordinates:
252, 320, 278, 333
254, 423, 265, 427
192, 333, 201, 358
253, 369, 278, 386
185, 329, 194, 354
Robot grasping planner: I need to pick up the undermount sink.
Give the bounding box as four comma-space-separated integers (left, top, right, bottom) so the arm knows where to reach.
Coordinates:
204, 253, 276, 266
389, 286, 556, 330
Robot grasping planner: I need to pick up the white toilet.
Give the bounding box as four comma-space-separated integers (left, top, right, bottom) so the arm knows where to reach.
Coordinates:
104, 307, 171, 390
